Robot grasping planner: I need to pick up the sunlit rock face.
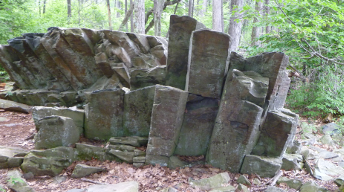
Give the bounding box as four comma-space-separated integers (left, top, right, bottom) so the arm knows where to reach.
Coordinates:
0, 15, 298, 177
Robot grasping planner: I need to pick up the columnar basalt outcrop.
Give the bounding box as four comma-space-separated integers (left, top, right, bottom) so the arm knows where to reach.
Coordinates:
0, 15, 298, 177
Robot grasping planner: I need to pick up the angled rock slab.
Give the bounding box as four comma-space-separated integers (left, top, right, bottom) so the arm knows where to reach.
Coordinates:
189, 172, 230, 191
85, 89, 124, 140
313, 159, 344, 181
240, 155, 282, 178
32, 106, 84, 134
264, 186, 286, 192
86, 181, 139, 192
0, 146, 28, 169
75, 143, 110, 161
34, 116, 80, 149
123, 86, 155, 137
0, 99, 32, 113
130, 66, 166, 90
277, 177, 302, 190
175, 94, 219, 156
206, 70, 268, 172
166, 15, 206, 90
21, 147, 75, 176
146, 85, 188, 166
252, 109, 298, 157
281, 153, 303, 171
71, 164, 107, 178
107, 149, 134, 163
108, 136, 148, 147
229, 52, 290, 111
186, 29, 230, 98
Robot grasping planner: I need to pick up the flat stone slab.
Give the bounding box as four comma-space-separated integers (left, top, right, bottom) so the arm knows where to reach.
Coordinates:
189, 172, 230, 191
0, 99, 32, 113
0, 146, 28, 169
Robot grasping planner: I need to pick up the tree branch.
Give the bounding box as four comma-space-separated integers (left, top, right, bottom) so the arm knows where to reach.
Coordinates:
118, 3, 135, 31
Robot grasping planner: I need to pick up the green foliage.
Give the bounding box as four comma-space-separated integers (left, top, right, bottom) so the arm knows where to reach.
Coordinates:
0, 186, 5, 192
7, 176, 25, 185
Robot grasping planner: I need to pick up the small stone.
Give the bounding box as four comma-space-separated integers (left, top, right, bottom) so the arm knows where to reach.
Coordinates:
277, 177, 302, 190
281, 154, 302, 170
168, 156, 186, 169
133, 156, 146, 163
189, 172, 230, 191
300, 181, 320, 192
86, 181, 139, 192
319, 134, 335, 146
264, 186, 286, 192
133, 163, 144, 167
322, 123, 340, 136
107, 149, 135, 163
253, 178, 261, 185
335, 177, 344, 187
53, 175, 67, 184
286, 140, 301, 154
22, 172, 34, 180
237, 175, 251, 186
71, 164, 107, 178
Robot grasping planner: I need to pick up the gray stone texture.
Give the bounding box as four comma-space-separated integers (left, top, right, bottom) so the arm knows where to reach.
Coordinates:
21, 147, 75, 176
186, 29, 230, 98
206, 69, 268, 172
189, 172, 230, 191
146, 85, 188, 165
34, 116, 80, 149
130, 66, 166, 90
166, 15, 206, 90
0, 146, 28, 169
175, 94, 218, 156
240, 155, 282, 178
123, 86, 155, 136
32, 106, 84, 134
86, 181, 139, 192
85, 89, 124, 140
252, 109, 298, 157
71, 164, 107, 178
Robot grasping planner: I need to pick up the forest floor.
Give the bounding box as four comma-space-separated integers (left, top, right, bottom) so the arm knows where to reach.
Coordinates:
0, 111, 341, 192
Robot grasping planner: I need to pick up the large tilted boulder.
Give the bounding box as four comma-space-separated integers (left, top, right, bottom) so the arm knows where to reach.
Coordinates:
206, 70, 269, 172
21, 147, 75, 176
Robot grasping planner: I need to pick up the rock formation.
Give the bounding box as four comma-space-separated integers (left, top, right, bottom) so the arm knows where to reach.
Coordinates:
0, 15, 298, 177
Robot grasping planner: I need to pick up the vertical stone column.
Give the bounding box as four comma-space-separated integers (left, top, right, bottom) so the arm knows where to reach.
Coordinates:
85, 89, 124, 140
146, 85, 188, 166
206, 69, 269, 172
186, 29, 231, 99
165, 15, 206, 90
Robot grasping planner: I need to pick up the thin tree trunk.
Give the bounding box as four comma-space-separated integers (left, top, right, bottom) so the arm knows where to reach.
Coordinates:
125, 0, 128, 31
154, 0, 164, 36
78, 0, 81, 25
212, 0, 223, 32
130, 0, 134, 32
119, 3, 135, 31
43, 0, 46, 14
189, 0, 194, 17
134, 0, 145, 34
228, 0, 244, 51
116, 0, 121, 18
67, 0, 71, 18
106, 0, 113, 30
251, 0, 263, 47
199, 0, 207, 18
38, 0, 41, 16
265, 0, 271, 33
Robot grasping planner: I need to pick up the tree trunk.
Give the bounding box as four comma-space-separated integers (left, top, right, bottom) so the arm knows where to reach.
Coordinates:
39, 0, 41, 16
119, 3, 135, 31
130, 0, 134, 32
125, 0, 128, 31
134, 0, 145, 34
212, 0, 223, 32
189, 0, 194, 17
199, 0, 207, 18
228, 0, 243, 51
116, 0, 121, 18
67, 0, 71, 18
154, 0, 164, 36
265, 0, 271, 34
251, 0, 263, 47
106, 0, 113, 30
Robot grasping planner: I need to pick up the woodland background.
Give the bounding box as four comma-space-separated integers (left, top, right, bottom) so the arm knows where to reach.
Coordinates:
0, 0, 344, 121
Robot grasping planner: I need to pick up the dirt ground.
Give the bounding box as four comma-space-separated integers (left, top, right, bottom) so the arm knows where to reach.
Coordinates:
0, 111, 340, 192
